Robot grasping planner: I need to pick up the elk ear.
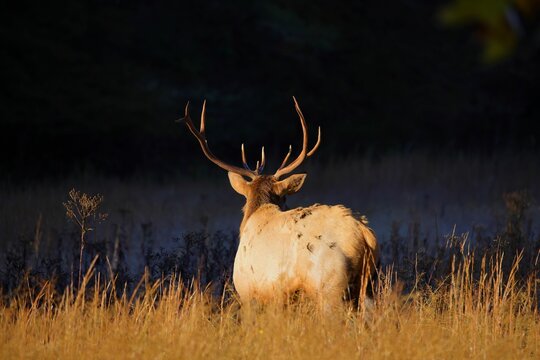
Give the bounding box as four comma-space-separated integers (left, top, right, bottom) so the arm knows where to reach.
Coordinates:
228, 172, 250, 196
274, 174, 307, 196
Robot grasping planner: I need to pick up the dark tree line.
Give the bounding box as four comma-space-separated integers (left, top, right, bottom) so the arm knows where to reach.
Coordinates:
1, 0, 539, 179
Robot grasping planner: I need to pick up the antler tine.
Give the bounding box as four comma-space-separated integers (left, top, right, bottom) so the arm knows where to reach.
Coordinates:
242, 143, 266, 174
181, 101, 257, 179
307, 126, 321, 157
183, 102, 205, 141
258, 146, 266, 173
293, 96, 309, 155
277, 145, 292, 171
200, 100, 206, 134
274, 97, 321, 179
293, 102, 321, 159
182, 101, 194, 127
241, 143, 252, 171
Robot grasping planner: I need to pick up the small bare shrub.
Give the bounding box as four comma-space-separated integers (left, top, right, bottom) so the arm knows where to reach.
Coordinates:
63, 189, 107, 287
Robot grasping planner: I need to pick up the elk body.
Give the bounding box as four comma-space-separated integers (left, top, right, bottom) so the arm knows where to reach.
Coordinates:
182, 98, 379, 309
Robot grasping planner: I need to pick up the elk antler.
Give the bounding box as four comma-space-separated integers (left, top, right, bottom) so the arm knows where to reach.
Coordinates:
273, 97, 321, 179
181, 101, 264, 179
241, 144, 266, 175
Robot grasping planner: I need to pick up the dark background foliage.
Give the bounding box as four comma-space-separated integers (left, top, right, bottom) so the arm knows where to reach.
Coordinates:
1, 0, 539, 179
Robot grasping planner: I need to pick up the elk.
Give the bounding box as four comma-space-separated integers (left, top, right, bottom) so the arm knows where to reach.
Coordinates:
181, 98, 379, 310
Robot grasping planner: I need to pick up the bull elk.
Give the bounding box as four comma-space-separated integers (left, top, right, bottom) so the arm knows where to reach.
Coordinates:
181, 98, 379, 310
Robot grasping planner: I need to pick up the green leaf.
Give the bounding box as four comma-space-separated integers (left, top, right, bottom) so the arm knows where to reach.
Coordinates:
439, 0, 511, 27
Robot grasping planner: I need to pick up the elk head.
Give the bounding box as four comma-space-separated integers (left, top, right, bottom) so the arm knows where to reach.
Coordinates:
181, 97, 321, 228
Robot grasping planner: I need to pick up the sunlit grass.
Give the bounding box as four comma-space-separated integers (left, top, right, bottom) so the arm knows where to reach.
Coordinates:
1, 250, 538, 359
1, 152, 539, 358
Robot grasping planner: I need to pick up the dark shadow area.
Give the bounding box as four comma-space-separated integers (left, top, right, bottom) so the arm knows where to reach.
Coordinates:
1, 1, 539, 180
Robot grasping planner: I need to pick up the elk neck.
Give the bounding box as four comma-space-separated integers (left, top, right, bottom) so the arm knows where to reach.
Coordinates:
240, 176, 283, 233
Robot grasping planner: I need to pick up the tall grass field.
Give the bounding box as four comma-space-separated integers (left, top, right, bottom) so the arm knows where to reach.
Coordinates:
1, 153, 539, 358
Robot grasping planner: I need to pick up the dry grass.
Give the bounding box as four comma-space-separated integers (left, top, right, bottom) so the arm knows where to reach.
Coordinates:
1, 152, 539, 358
1, 249, 538, 360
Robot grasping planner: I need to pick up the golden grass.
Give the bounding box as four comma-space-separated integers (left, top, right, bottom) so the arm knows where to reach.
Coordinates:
1, 252, 538, 360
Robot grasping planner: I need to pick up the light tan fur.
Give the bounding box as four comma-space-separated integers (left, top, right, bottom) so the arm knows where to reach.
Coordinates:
229, 174, 379, 309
